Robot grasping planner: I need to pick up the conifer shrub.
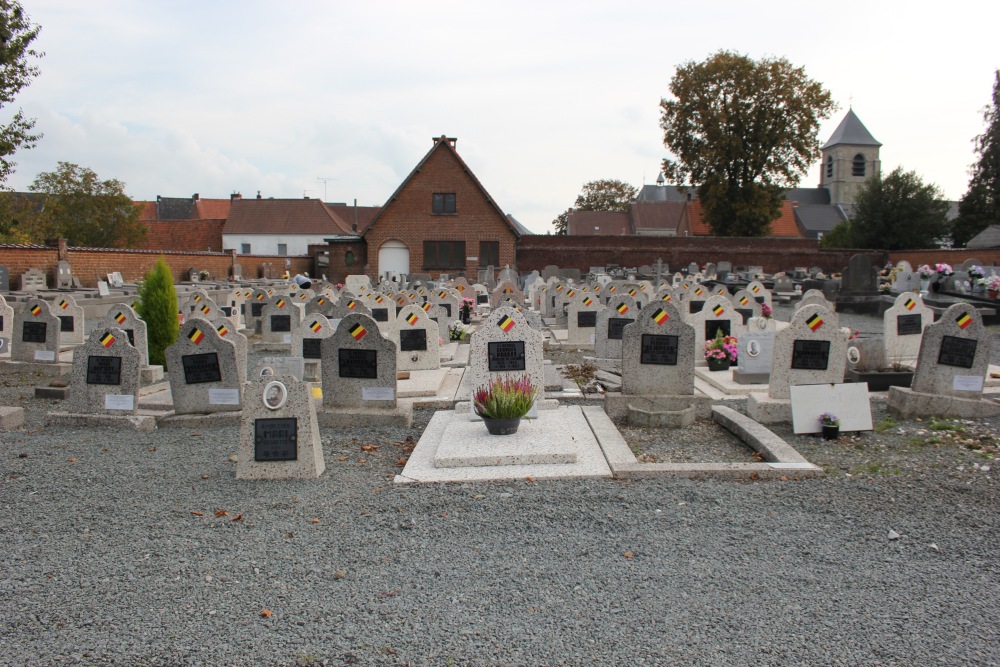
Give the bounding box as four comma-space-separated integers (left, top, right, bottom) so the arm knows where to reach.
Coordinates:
134, 257, 179, 367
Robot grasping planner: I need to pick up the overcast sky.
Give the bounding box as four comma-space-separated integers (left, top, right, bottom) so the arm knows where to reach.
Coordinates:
5, 1, 998, 233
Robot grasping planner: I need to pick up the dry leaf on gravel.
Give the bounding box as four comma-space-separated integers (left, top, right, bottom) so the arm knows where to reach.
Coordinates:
230, 514, 243, 522
190, 511, 204, 516
214, 510, 229, 518
259, 609, 272, 618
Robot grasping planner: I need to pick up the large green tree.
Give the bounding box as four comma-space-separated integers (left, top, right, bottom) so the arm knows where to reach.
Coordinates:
660, 50, 834, 236
551, 179, 637, 234
820, 167, 949, 250
0, 0, 42, 185
951, 70, 1000, 247
27, 162, 147, 247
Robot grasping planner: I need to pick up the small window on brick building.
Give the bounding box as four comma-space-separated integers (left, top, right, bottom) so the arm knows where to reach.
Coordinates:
826, 155, 834, 178
423, 240, 466, 269
241, 243, 251, 254
277, 243, 287, 256
432, 193, 456, 215
479, 241, 499, 267
852, 153, 866, 177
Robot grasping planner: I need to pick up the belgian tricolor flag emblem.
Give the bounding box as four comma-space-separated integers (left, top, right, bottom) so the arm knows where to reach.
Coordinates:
457, 284, 465, 291
349, 323, 367, 340
751, 285, 760, 293
200, 305, 211, 314
276, 299, 286, 309
406, 313, 419, 326
189, 327, 205, 345
421, 302, 431, 312
256, 294, 265, 301
317, 298, 326, 306
310, 320, 322, 332
608, 285, 616, 292
739, 296, 749, 306
694, 288, 704, 296
567, 289, 575, 298
115, 311, 127, 324
594, 286, 601, 292
439, 291, 447, 299
498, 315, 515, 332
58, 299, 69, 310
504, 287, 512, 294
662, 294, 671, 301
717, 288, 726, 295
194, 295, 202, 302
806, 313, 824, 331
30, 304, 41, 316
904, 298, 916, 311
347, 300, 357, 310
583, 297, 593, 307
956, 312, 973, 329
556, 285, 564, 292
652, 308, 669, 326
628, 288, 637, 297
100, 331, 115, 348
217, 324, 229, 337
375, 296, 384, 303
616, 303, 629, 315
712, 304, 725, 317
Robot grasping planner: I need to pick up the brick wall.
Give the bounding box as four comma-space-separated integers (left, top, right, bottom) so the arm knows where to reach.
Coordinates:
363, 139, 518, 280
516, 236, 885, 274
140, 219, 226, 252
324, 241, 369, 284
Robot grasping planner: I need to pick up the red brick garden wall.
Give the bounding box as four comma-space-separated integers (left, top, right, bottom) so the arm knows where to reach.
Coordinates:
140, 219, 227, 252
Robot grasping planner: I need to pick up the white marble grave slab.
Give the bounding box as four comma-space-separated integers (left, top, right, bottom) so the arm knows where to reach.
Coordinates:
790, 383, 873, 434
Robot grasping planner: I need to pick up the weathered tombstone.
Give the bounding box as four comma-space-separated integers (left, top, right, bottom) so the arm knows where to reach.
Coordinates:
773, 276, 795, 294
731, 289, 763, 325
260, 294, 302, 344
12, 298, 60, 363
733, 329, 774, 384
686, 284, 709, 314
566, 295, 603, 347
394, 304, 440, 371
432, 288, 461, 321
687, 262, 699, 275
305, 293, 336, 318
67, 326, 140, 415
245, 289, 269, 334
688, 294, 743, 360
236, 375, 325, 480
490, 281, 524, 308
55, 261, 73, 290
594, 295, 638, 360
97, 280, 111, 297
344, 274, 372, 294
293, 314, 333, 381
0, 293, 12, 354
768, 304, 847, 400
883, 292, 931, 366
100, 305, 149, 368
165, 321, 242, 415
209, 316, 248, 384
891, 270, 920, 294
320, 313, 397, 411
472, 284, 490, 308
52, 295, 85, 346
467, 306, 544, 401
0, 265, 8, 292
620, 300, 694, 396
327, 295, 372, 328
19, 268, 47, 292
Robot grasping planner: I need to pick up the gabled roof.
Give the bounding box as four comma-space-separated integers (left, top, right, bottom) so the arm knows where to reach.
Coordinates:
137, 201, 158, 220
195, 198, 233, 220
567, 210, 631, 235
507, 214, 534, 236
630, 200, 687, 233
155, 197, 197, 220
822, 109, 881, 149
363, 135, 522, 239
326, 204, 381, 234
793, 204, 848, 240
966, 225, 1000, 249
784, 187, 831, 206
223, 198, 353, 235
636, 184, 691, 202
686, 199, 801, 237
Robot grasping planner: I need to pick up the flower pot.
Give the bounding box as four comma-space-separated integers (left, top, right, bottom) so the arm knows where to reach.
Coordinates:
706, 357, 731, 372
482, 417, 521, 435
919, 279, 930, 293
990, 290, 999, 300
822, 425, 840, 440
461, 311, 471, 324
930, 281, 941, 293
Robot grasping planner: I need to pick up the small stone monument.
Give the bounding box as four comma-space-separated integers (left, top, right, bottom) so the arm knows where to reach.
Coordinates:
99, 305, 150, 368
883, 292, 931, 366
594, 294, 638, 361
55, 261, 73, 289
12, 298, 60, 363
164, 321, 242, 415
260, 294, 302, 344
67, 326, 141, 415
394, 304, 440, 372
466, 306, 545, 402
19, 268, 47, 292
565, 295, 603, 347
293, 314, 334, 381
52, 295, 85, 346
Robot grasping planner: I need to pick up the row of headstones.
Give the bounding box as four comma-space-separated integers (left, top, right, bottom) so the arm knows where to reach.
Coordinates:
0, 294, 88, 360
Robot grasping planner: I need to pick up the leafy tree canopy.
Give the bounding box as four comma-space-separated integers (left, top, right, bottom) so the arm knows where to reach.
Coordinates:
27, 162, 147, 248
952, 69, 1000, 247
0, 0, 42, 184
820, 167, 949, 250
660, 50, 834, 236
551, 179, 637, 234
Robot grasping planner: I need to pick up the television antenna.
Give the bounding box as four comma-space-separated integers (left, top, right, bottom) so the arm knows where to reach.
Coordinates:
317, 177, 337, 201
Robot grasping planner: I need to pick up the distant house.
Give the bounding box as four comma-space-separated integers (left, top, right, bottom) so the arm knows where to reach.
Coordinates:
966, 225, 1000, 249
359, 135, 526, 280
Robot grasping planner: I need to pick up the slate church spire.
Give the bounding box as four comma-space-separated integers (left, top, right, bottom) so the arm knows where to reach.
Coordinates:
819, 108, 881, 205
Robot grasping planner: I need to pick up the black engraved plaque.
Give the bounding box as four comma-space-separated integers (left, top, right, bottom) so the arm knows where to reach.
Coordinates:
488, 341, 526, 372
640, 334, 679, 366
254, 417, 298, 462
181, 352, 222, 384
251, 303, 263, 317
240, 303, 246, 316
689, 300, 705, 313
754, 296, 766, 304
577, 311, 597, 328
735, 308, 753, 325
338, 348, 378, 378
59, 315, 74, 332
221, 306, 233, 317
399, 328, 427, 352
124, 329, 135, 347
791, 340, 830, 371
896, 314, 922, 336
302, 338, 322, 359
371, 308, 388, 322
477, 294, 489, 304
270, 315, 291, 332
22, 321, 47, 343
440, 303, 452, 318
705, 319, 731, 341
938, 335, 977, 369
607, 317, 632, 340
86, 355, 122, 385
551, 296, 557, 308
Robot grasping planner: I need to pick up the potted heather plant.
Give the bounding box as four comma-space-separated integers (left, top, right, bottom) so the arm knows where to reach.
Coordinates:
704, 329, 738, 371
473, 375, 539, 435
819, 412, 840, 440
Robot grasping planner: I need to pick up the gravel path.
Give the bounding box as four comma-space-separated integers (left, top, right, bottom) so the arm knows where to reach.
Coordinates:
1, 316, 999, 665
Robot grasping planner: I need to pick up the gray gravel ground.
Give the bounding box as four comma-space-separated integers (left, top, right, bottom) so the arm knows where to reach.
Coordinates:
1, 308, 999, 666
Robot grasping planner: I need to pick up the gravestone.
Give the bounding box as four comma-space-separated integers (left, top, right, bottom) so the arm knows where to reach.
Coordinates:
0, 293, 12, 354
320, 313, 397, 410
394, 304, 440, 371
305, 293, 337, 318
11, 298, 60, 363
52, 295, 85, 346
883, 292, 931, 365
467, 306, 544, 401
100, 305, 149, 368
96, 280, 111, 297
688, 294, 743, 360
344, 274, 372, 294
208, 316, 248, 384
0, 265, 8, 292
19, 268, 47, 292
686, 284, 709, 314
164, 321, 242, 415
565, 295, 603, 347
731, 289, 763, 325
293, 314, 334, 379
245, 289, 270, 334
432, 288, 460, 322
490, 281, 524, 308
734, 329, 774, 384
745, 281, 773, 308
236, 375, 325, 480
773, 276, 795, 294
260, 294, 302, 344
594, 295, 638, 360
891, 270, 920, 294
55, 261, 73, 289
328, 295, 373, 328
620, 300, 694, 396
768, 305, 848, 400
67, 326, 140, 415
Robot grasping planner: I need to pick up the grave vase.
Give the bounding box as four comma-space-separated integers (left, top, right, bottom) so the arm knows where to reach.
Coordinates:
706, 357, 731, 372
919, 279, 930, 293
929, 280, 941, 293
822, 425, 840, 440
989, 289, 999, 300
461, 309, 471, 325
483, 417, 521, 435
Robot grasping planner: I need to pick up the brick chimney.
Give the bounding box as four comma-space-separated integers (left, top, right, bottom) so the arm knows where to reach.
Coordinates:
231, 192, 242, 201
192, 193, 199, 201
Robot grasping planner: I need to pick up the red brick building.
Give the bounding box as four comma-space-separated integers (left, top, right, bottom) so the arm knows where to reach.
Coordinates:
357, 136, 526, 281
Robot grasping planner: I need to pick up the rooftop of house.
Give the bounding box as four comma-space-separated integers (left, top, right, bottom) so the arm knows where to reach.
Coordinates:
223, 198, 354, 235
567, 210, 631, 235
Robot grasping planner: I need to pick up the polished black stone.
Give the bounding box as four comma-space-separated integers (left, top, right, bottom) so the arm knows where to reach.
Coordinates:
400, 328, 427, 352
254, 417, 298, 461
22, 321, 46, 343
339, 348, 378, 379
86, 355, 121, 385
577, 311, 597, 328
791, 340, 830, 371
938, 335, 977, 369
488, 341, 526, 372
640, 334, 679, 365
896, 314, 922, 336
181, 352, 222, 384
